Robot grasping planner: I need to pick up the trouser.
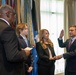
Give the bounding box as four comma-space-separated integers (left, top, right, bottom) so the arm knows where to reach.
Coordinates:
65, 68, 76, 75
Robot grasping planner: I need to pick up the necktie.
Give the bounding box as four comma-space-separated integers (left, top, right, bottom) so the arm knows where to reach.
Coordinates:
68, 39, 72, 49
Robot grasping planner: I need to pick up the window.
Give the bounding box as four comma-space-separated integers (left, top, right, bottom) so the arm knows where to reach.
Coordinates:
40, 0, 64, 74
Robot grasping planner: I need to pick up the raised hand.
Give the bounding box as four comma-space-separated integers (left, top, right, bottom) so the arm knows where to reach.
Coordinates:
59, 30, 64, 38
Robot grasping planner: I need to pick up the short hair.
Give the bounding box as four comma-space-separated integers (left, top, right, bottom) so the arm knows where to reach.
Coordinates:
0, 5, 15, 14
70, 25, 76, 30
16, 23, 27, 35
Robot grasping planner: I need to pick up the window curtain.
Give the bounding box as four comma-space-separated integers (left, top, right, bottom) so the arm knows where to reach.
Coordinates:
1, 0, 40, 75
40, 0, 64, 74
34, 0, 41, 32
0, 0, 2, 6
64, 0, 76, 40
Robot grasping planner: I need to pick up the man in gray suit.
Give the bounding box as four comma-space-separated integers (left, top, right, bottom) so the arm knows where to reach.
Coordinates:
0, 5, 30, 75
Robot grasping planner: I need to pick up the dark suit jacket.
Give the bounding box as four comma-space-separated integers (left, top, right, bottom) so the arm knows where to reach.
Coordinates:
18, 36, 33, 69
0, 19, 27, 75
58, 38, 76, 72
36, 42, 56, 66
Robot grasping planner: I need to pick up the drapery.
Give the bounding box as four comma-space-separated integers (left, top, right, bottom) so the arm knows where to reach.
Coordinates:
0, 0, 41, 75
64, 0, 76, 40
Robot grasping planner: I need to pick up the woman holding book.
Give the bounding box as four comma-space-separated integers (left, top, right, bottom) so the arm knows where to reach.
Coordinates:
16, 23, 33, 75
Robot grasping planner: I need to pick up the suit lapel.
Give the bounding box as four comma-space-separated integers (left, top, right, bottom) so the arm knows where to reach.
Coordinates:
19, 36, 27, 47
68, 39, 76, 51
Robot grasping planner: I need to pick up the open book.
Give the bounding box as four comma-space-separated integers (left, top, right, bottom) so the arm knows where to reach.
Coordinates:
24, 47, 33, 51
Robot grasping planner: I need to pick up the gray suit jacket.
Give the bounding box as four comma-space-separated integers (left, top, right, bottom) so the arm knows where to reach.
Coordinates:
0, 19, 27, 75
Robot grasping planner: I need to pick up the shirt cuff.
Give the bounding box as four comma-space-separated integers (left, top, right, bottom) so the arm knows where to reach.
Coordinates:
58, 38, 62, 40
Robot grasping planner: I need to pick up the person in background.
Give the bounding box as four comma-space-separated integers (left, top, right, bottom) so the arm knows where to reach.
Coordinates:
0, 5, 30, 75
16, 23, 33, 75
36, 29, 56, 75
54, 25, 76, 75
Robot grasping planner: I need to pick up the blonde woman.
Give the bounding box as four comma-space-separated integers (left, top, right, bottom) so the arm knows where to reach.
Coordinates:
36, 29, 56, 75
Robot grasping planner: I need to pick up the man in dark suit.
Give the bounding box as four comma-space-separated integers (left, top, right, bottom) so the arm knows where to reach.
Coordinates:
54, 25, 76, 75
0, 5, 30, 75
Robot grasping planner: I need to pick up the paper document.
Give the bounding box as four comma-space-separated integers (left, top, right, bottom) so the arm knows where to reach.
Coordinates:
24, 47, 33, 51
